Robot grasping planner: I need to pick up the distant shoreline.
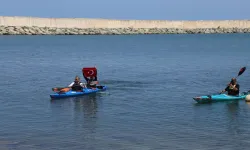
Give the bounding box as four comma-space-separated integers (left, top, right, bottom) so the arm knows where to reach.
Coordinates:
0, 16, 250, 35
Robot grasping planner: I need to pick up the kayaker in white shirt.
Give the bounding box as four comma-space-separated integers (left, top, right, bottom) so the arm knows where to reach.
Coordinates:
68, 76, 87, 91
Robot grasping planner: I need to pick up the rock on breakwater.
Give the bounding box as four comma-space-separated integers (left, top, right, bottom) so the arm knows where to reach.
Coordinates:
1, 26, 250, 35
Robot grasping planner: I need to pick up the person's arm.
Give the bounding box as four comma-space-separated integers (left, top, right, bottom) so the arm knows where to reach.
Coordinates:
82, 72, 89, 82
84, 75, 89, 82
221, 86, 229, 93
234, 84, 239, 91
93, 70, 98, 81
80, 83, 86, 88
68, 82, 74, 87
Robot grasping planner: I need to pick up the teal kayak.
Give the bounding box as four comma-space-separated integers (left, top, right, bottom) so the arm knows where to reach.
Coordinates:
50, 86, 107, 99
193, 92, 249, 103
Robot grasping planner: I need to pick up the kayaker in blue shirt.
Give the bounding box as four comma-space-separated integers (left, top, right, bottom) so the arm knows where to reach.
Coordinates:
68, 76, 86, 91
221, 78, 240, 96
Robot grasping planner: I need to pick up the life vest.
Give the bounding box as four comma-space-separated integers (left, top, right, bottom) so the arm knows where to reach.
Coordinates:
71, 81, 83, 91
227, 84, 239, 96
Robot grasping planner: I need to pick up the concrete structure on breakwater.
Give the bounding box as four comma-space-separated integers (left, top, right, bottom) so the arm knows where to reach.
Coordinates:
0, 16, 250, 35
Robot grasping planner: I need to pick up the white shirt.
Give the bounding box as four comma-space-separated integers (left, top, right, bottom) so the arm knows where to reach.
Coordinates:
68, 82, 86, 88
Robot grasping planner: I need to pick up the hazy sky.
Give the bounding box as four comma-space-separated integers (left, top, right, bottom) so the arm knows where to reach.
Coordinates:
0, 0, 249, 20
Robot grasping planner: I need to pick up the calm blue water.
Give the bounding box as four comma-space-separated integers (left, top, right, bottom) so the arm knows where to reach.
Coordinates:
1, 34, 250, 150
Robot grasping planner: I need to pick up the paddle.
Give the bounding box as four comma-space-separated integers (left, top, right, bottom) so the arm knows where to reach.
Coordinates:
219, 66, 246, 94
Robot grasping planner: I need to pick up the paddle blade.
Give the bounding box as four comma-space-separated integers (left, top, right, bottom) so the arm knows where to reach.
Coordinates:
238, 67, 246, 77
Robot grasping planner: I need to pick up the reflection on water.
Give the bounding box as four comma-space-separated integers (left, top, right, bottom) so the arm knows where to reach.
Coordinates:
49, 93, 104, 136
225, 102, 240, 136
245, 101, 250, 108
226, 101, 239, 115
50, 93, 102, 119
73, 94, 101, 136
74, 94, 99, 118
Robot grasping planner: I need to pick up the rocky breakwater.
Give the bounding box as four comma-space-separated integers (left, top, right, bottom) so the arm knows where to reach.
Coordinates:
1, 26, 250, 35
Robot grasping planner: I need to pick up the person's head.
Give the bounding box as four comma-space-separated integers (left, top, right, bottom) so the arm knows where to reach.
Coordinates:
231, 78, 237, 85
74, 76, 80, 82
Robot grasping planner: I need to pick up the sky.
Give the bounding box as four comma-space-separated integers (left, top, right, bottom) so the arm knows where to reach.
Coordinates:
0, 0, 249, 20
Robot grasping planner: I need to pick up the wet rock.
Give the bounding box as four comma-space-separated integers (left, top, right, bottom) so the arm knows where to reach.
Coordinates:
0, 26, 250, 35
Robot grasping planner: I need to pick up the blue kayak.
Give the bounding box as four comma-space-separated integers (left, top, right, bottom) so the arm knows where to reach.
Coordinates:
193, 92, 249, 103
50, 86, 107, 99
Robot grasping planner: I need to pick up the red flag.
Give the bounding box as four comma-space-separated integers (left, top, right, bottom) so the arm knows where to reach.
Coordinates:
82, 67, 97, 77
